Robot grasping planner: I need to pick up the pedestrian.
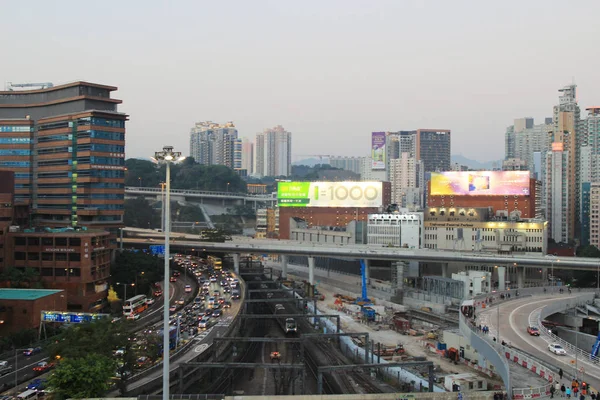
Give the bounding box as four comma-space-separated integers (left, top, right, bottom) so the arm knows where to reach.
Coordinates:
580, 394, 585, 400
562, 384, 567, 398
559, 368, 564, 380
555, 382, 561, 397
591, 392, 596, 400
551, 384, 556, 398
573, 380, 577, 390
567, 387, 572, 398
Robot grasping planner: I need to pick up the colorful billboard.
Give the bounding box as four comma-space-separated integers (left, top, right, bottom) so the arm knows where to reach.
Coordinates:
371, 132, 386, 170
278, 181, 383, 208
430, 171, 530, 196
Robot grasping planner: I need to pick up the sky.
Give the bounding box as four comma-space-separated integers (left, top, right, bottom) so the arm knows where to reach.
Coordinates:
1, 0, 599, 163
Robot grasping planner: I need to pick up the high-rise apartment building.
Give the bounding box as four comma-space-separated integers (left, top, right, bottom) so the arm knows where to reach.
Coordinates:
189, 121, 241, 170
0, 82, 127, 231
589, 182, 600, 249
585, 107, 600, 182
546, 143, 570, 243
240, 137, 254, 176
386, 129, 451, 174
504, 118, 552, 177
502, 158, 528, 171
551, 85, 582, 242
329, 156, 363, 175
254, 125, 292, 177
389, 153, 422, 207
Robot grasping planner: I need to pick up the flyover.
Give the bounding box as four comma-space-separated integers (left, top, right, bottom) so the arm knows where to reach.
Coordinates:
119, 236, 600, 270
125, 186, 276, 205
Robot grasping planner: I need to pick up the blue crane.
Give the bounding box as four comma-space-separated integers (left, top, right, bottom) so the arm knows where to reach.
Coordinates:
591, 331, 600, 361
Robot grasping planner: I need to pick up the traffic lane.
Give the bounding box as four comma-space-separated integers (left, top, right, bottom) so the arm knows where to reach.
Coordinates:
124, 284, 243, 390
497, 297, 600, 390
0, 349, 51, 389
140, 269, 196, 323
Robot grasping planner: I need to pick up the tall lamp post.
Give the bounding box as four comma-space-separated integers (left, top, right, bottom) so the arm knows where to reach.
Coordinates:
160, 182, 166, 232
116, 282, 135, 303
152, 146, 185, 400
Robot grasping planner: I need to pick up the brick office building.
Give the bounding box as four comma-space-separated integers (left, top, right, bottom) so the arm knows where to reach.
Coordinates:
0, 288, 67, 336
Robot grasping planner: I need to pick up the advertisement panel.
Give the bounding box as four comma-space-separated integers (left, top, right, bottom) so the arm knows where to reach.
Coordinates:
430, 171, 530, 196
278, 181, 383, 208
371, 132, 386, 170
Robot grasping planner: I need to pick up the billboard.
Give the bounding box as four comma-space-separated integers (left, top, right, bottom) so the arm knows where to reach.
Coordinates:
278, 181, 383, 208
371, 132, 386, 170
41, 311, 109, 324
430, 171, 530, 196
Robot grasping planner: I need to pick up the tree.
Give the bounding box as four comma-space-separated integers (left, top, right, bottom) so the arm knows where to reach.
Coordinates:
573, 245, 600, 287
111, 251, 163, 300
0, 267, 43, 288
46, 353, 116, 399
124, 196, 160, 229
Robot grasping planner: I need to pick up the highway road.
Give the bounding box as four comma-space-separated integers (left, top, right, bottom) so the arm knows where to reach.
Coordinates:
112, 274, 245, 394
481, 295, 600, 392
0, 271, 192, 395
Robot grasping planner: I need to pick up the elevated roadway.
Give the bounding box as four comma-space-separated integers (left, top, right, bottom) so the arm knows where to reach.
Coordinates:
480, 293, 600, 392
119, 237, 600, 272
125, 186, 276, 205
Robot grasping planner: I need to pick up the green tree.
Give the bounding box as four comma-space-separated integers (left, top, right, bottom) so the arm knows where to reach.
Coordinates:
46, 353, 116, 399
0, 267, 43, 288
124, 196, 160, 229
573, 245, 600, 287
111, 251, 163, 300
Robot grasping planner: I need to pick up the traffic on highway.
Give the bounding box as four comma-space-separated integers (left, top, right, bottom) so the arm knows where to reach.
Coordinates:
0, 252, 243, 398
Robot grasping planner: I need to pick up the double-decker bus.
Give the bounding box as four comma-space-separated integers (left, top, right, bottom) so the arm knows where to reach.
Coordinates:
208, 256, 222, 271
123, 294, 148, 316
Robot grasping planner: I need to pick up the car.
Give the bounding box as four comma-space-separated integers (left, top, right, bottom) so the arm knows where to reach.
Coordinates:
136, 356, 151, 368
218, 298, 225, 305
223, 287, 231, 293
210, 277, 217, 283
223, 301, 232, 309
527, 326, 540, 336
154, 282, 161, 288
267, 292, 274, 299
146, 298, 155, 305
154, 290, 163, 297
173, 271, 181, 277
198, 317, 211, 329
270, 351, 281, 361
204, 308, 213, 316
212, 303, 221, 310
212, 309, 222, 318
127, 313, 140, 321
0, 361, 8, 368
170, 276, 177, 282
177, 298, 185, 305
548, 343, 566, 355
23, 347, 42, 356
169, 305, 177, 313
213, 290, 220, 296
27, 379, 46, 390
275, 304, 285, 311
33, 361, 54, 373
231, 291, 240, 300
191, 303, 202, 310
185, 285, 192, 293
114, 348, 125, 357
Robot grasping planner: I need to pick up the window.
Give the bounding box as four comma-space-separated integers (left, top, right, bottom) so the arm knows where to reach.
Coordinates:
55, 253, 67, 262
41, 268, 53, 277
68, 253, 81, 262
69, 238, 81, 246
41, 253, 53, 261
42, 237, 53, 246
27, 252, 39, 261
14, 252, 26, 260
27, 237, 40, 246
55, 238, 68, 246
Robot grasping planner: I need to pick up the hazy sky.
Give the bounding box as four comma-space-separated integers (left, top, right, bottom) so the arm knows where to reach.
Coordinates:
2, 1, 599, 162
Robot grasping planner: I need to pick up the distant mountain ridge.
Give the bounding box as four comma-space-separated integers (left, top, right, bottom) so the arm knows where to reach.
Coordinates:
451, 154, 502, 170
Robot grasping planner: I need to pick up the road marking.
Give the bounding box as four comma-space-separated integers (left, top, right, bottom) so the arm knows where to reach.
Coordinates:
194, 344, 209, 354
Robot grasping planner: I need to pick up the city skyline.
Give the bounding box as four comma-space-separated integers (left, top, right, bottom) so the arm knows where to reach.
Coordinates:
2, 1, 599, 163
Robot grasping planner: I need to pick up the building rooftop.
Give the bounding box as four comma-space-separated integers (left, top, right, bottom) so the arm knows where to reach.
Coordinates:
0, 288, 63, 301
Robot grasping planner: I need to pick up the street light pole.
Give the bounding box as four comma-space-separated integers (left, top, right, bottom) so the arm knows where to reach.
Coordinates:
153, 146, 184, 400
160, 182, 166, 232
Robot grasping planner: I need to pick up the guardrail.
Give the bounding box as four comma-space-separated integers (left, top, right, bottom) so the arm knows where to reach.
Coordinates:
125, 186, 276, 201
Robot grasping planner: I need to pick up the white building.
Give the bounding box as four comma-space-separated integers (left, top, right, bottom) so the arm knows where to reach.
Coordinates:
367, 212, 423, 248
189, 121, 241, 169
255, 125, 292, 177
330, 156, 364, 175
424, 207, 547, 255
389, 152, 422, 208
451, 270, 492, 299
241, 137, 254, 176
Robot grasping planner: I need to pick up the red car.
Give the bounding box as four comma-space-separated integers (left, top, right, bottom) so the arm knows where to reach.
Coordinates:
33, 361, 54, 373
154, 290, 163, 297
170, 276, 177, 282
527, 326, 540, 336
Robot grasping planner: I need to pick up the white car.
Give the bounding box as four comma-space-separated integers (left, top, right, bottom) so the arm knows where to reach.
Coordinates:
146, 298, 155, 305
185, 285, 192, 293
548, 343, 566, 355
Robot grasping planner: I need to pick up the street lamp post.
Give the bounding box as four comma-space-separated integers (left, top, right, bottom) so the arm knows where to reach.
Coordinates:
138, 177, 142, 187
226, 182, 230, 193
116, 282, 134, 303
14, 348, 30, 390
153, 146, 185, 400
160, 182, 166, 232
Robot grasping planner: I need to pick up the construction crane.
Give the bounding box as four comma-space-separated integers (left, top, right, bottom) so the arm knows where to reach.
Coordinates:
5, 82, 54, 91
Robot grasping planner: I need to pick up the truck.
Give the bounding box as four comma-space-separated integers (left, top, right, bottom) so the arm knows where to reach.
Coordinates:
390, 317, 410, 334
373, 344, 405, 357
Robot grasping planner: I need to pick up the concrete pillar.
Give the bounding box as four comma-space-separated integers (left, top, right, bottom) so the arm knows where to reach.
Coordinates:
517, 267, 524, 289
441, 263, 449, 278
233, 253, 240, 274
497, 266, 506, 292
308, 256, 315, 286
364, 259, 370, 285
281, 254, 288, 279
